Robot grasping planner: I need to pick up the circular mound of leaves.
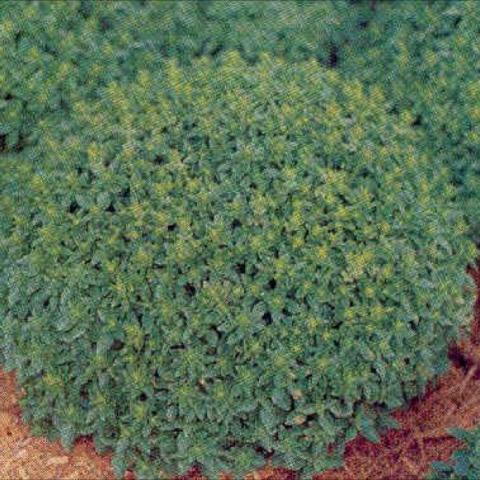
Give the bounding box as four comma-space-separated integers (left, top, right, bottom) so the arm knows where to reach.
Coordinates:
0, 53, 475, 479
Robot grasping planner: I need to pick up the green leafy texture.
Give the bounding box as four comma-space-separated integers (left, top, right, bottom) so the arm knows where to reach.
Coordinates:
1, 49, 475, 478
0, 1, 477, 479
341, 0, 480, 238
0, 0, 360, 155
428, 427, 480, 480
1, 0, 477, 235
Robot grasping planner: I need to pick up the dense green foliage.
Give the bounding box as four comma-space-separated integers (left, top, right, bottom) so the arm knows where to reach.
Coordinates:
428, 427, 480, 480
1, 0, 477, 237
0, 0, 361, 154
341, 0, 480, 237
1, 50, 475, 478
0, 1, 478, 479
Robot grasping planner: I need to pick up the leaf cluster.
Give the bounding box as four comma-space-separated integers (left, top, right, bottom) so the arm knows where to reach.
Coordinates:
0, 2, 478, 479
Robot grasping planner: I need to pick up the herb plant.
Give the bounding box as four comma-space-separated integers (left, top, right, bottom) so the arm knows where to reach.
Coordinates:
0, 1, 478, 479
1, 51, 475, 478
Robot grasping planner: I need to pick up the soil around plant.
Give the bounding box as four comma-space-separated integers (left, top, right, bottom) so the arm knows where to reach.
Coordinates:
1, 264, 479, 480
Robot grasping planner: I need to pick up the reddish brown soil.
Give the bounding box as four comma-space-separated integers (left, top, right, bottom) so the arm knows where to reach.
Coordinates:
0, 368, 119, 480
1, 265, 480, 480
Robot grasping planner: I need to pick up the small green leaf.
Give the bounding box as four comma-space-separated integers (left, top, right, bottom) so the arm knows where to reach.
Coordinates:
272, 388, 292, 411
